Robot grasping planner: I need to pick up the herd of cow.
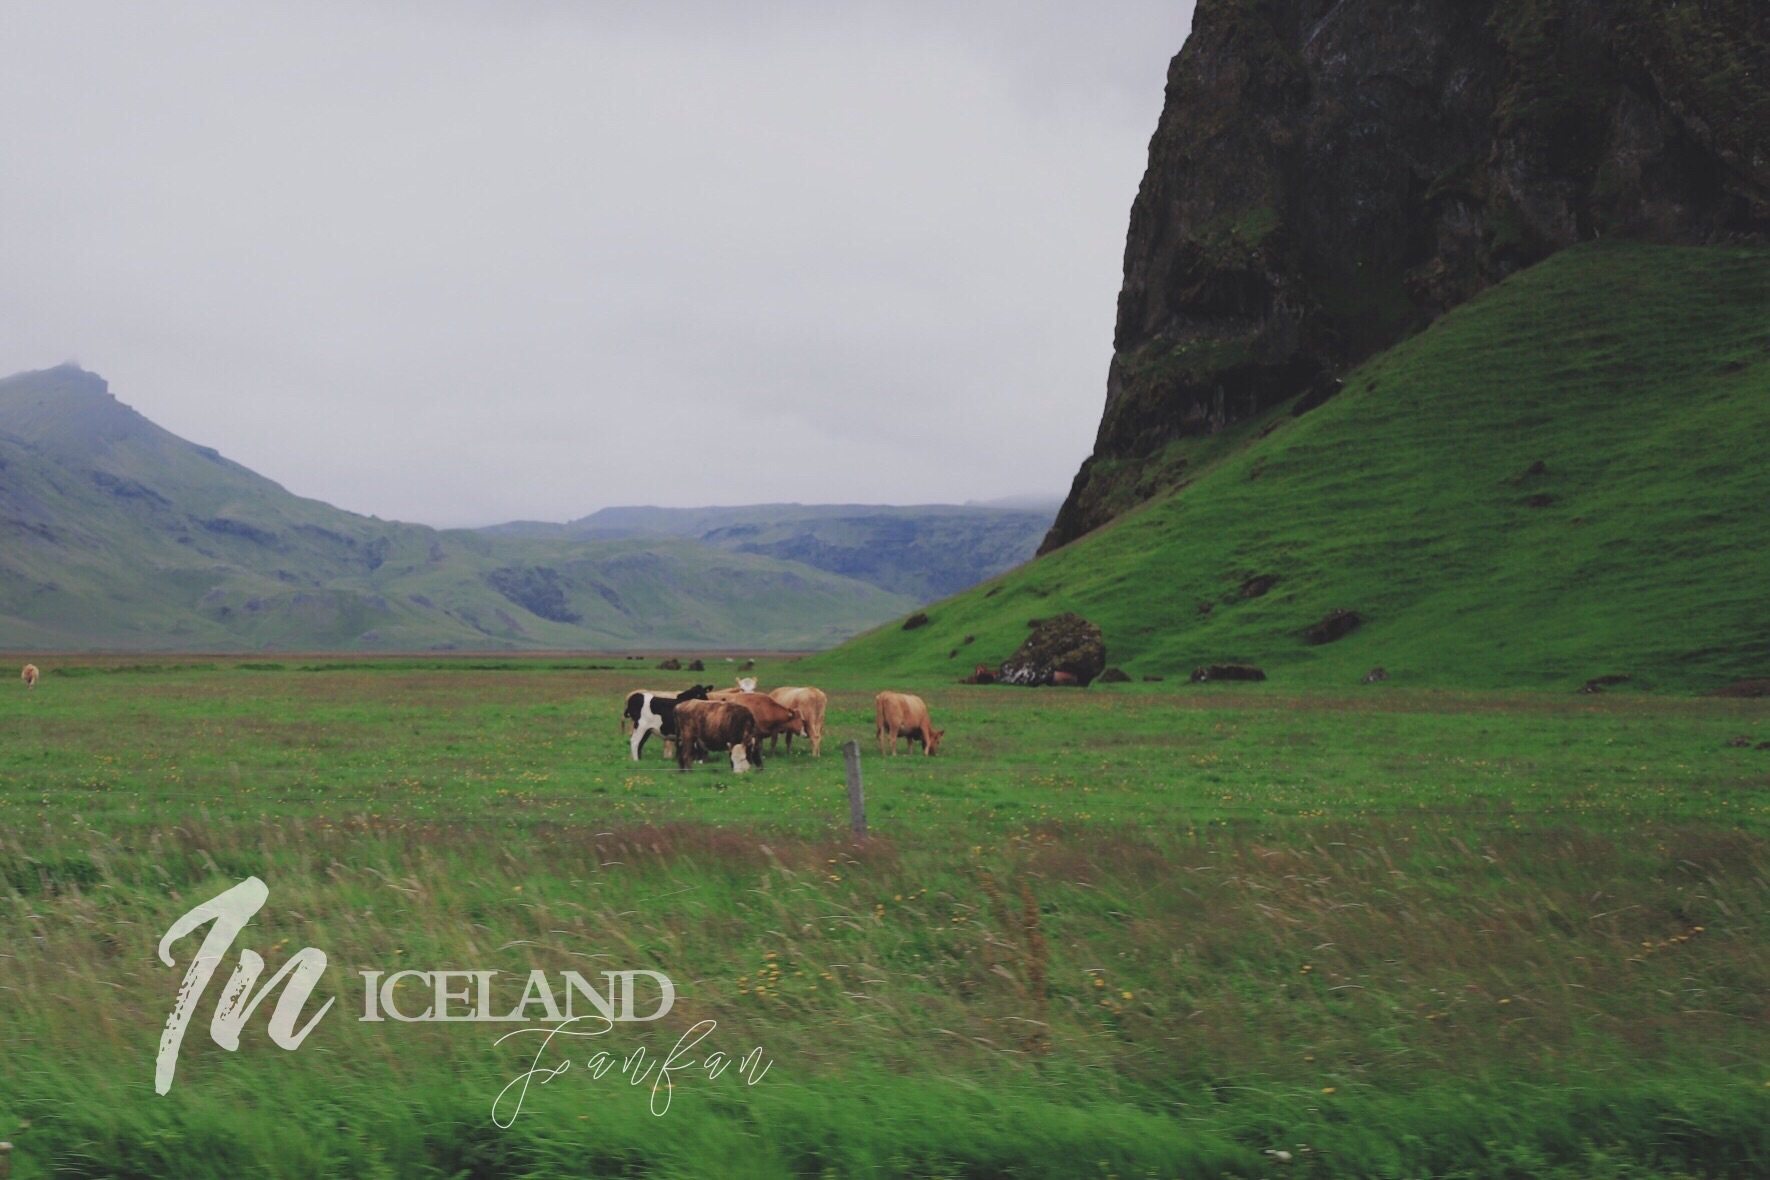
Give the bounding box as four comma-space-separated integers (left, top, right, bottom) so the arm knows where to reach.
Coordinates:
621, 680, 944, 772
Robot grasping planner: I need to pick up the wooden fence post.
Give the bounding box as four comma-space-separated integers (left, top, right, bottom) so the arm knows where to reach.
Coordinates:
842, 740, 866, 839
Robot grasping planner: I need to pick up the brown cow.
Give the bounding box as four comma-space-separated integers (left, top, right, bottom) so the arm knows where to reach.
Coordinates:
673, 700, 762, 773
21, 663, 39, 689
723, 692, 806, 745
875, 691, 943, 756
768, 686, 828, 756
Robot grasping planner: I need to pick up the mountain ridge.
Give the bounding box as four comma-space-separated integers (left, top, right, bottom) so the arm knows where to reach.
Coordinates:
0, 366, 935, 652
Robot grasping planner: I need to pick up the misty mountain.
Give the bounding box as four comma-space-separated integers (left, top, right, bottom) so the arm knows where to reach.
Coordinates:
0, 365, 916, 651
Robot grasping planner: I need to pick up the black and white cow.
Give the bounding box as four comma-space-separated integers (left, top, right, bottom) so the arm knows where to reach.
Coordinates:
624, 684, 713, 760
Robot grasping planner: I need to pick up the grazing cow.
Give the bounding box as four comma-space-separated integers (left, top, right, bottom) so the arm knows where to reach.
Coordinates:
21, 663, 39, 689
673, 700, 762, 773
767, 686, 828, 756
875, 691, 943, 756
724, 692, 806, 746
624, 684, 712, 760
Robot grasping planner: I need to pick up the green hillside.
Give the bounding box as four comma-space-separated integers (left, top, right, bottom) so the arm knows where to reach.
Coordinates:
816, 241, 1770, 691
0, 366, 914, 651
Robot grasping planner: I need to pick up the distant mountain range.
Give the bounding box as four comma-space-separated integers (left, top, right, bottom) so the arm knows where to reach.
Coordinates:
480, 502, 1055, 602
0, 365, 1048, 652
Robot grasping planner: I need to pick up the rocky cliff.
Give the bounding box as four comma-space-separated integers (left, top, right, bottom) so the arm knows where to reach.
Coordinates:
1043, 0, 1767, 551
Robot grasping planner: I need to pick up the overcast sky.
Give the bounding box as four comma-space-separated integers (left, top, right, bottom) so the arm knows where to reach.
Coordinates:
0, 2, 1192, 527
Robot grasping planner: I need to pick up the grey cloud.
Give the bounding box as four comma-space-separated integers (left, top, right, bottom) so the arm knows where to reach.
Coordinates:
0, 1, 1194, 526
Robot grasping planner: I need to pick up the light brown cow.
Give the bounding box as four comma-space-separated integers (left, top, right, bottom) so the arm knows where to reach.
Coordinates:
723, 692, 806, 745
875, 691, 943, 756
21, 663, 40, 690
768, 686, 828, 756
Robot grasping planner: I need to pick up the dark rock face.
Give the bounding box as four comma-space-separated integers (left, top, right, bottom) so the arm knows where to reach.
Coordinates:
1044, 0, 1769, 551
999, 612, 1106, 686
485, 565, 581, 624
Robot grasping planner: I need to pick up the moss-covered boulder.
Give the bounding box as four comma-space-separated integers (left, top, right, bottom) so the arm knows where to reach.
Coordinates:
999, 613, 1106, 687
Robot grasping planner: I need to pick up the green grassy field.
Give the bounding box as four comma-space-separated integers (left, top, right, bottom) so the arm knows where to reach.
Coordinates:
824, 241, 1770, 692
4, 658, 1768, 1178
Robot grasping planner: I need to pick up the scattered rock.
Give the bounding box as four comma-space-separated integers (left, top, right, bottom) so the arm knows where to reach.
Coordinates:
999, 612, 1106, 687
1525, 493, 1555, 508
1191, 664, 1266, 683
1578, 674, 1632, 694
1363, 666, 1389, 683
1511, 459, 1549, 485
965, 664, 997, 685
963, 634, 975, 645
1197, 600, 1214, 616
949, 648, 959, 659
1759, 742, 1770, 751
658, 658, 683, 671
1711, 679, 1770, 699
688, 659, 705, 672
1240, 573, 1279, 599
740, 659, 755, 671
1305, 609, 1363, 645
902, 612, 931, 631
1142, 675, 1165, 682
1724, 736, 1752, 748
1099, 667, 1131, 683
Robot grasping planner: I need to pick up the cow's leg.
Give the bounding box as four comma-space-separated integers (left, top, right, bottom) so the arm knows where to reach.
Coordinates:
632, 719, 659, 761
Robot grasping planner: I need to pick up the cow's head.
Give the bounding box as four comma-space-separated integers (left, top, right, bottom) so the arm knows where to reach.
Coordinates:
737, 676, 757, 693
926, 728, 944, 755
786, 707, 808, 735
729, 743, 751, 774
679, 684, 712, 701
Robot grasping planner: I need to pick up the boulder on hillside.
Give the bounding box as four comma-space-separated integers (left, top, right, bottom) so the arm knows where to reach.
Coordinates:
1240, 574, 1280, 599
1191, 664, 1266, 683
1578, 674, 1631, 694
999, 612, 1105, 687
1099, 667, 1131, 683
1363, 666, 1389, 683
1305, 609, 1363, 645
658, 657, 683, 671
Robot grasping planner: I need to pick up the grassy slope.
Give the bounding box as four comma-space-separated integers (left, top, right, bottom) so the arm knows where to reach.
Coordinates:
818, 242, 1770, 691
0, 369, 914, 651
